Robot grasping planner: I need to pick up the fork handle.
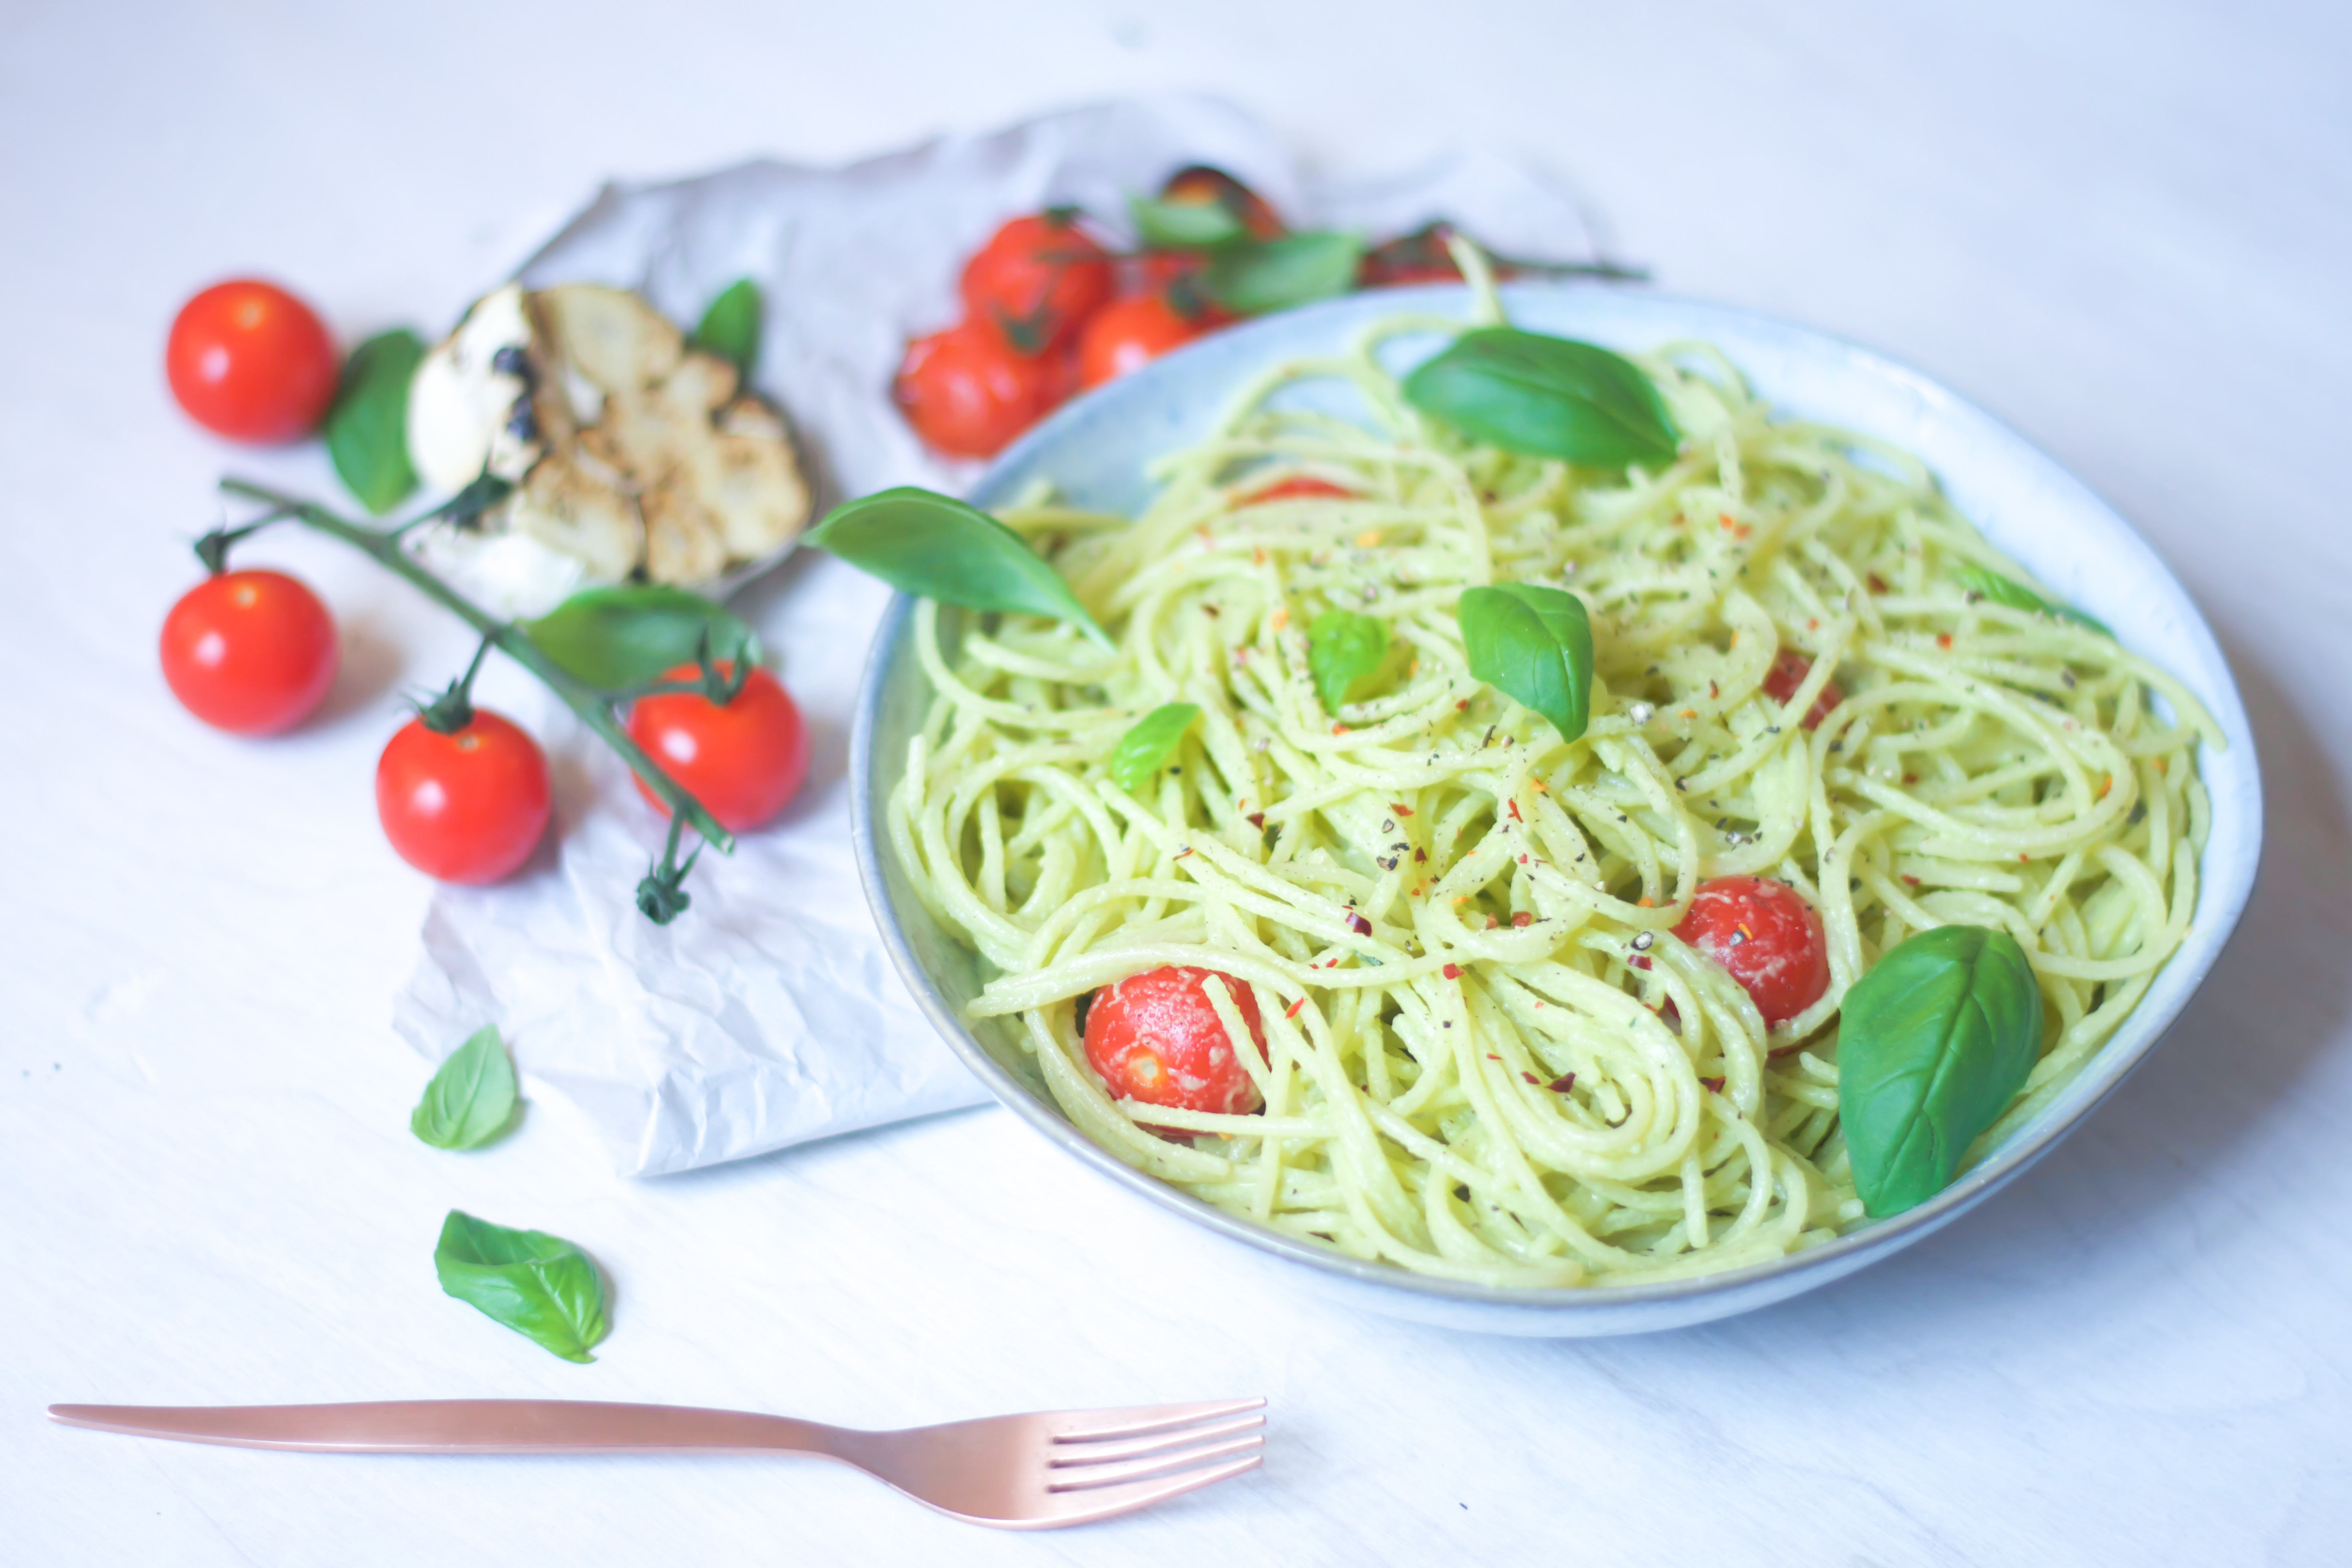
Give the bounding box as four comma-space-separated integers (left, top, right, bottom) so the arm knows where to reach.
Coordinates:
48, 1400, 848, 1457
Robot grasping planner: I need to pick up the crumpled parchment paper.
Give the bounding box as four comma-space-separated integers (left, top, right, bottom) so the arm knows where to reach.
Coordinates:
392, 93, 1606, 1176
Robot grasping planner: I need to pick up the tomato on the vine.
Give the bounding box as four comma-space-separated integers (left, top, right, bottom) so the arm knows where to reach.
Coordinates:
893, 319, 1054, 458
1076, 292, 1215, 390
958, 211, 1113, 355
165, 279, 339, 443
1760, 648, 1842, 731
159, 569, 339, 735
1671, 876, 1831, 1027
1158, 166, 1285, 241
376, 710, 551, 885
626, 663, 809, 833
1083, 965, 1269, 1122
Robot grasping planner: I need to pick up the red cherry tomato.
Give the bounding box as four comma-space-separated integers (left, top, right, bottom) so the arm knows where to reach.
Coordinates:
1671, 876, 1831, 1027
1760, 648, 1843, 731
627, 663, 809, 833
1084, 966, 1269, 1122
1159, 166, 1286, 240
893, 319, 1054, 459
165, 280, 339, 443
159, 569, 339, 735
1076, 292, 1214, 390
1241, 476, 1357, 506
958, 212, 1113, 355
376, 710, 551, 885
1120, 247, 1209, 298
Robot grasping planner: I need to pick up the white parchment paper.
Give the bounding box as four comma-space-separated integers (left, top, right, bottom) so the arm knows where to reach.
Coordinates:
392, 95, 1605, 1175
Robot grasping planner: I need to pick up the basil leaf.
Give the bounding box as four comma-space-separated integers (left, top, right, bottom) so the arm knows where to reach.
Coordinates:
1403, 327, 1680, 468
1837, 924, 2042, 1219
1308, 609, 1391, 714
434, 1211, 610, 1363
1200, 232, 1365, 315
689, 278, 761, 377
1951, 563, 2112, 637
807, 486, 1110, 646
524, 585, 757, 690
410, 1025, 517, 1150
1108, 702, 1199, 792
1129, 194, 1246, 250
325, 328, 423, 515
1456, 584, 1594, 742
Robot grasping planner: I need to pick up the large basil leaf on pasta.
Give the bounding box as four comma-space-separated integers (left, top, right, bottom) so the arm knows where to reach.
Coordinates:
807, 486, 1110, 646
1456, 584, 1593, 742
1951, 562, 2112, 638
1108, 702, 1199, 792
1403, 327, 1680, 468
1307, 609, 1391, 714
434, 1211, 610, 1363
1837, 924, 2042, 1219
524, 585, 757, 690
1199, 233, 1365, 315
410, 1025, 517, 1151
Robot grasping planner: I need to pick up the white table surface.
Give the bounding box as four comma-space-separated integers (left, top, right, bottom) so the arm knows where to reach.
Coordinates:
5, 2, 2349, 1562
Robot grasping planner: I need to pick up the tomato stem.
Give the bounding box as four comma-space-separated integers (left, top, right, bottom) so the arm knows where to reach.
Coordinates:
634, 814, 701, 924
414, 635, 494, 734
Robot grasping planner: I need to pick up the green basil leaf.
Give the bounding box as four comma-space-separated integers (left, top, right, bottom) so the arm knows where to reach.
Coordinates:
1308, 609, 1392, 714
1129, 194, 1246, 250
1108, 702, 1199, 793
410, 1025, 517, 1151
524, 585, 757, 690
1951, 563, 2112, 637
325, 328, 424, 515
1199, 232, 1365, 315
1837, 924, 2042, 1219
807, 486, 1110, 646
689, 278, 761, 376
1402, 327, 1680, 468
434, 1210, 610, 1363
1456, 584, 1594, 742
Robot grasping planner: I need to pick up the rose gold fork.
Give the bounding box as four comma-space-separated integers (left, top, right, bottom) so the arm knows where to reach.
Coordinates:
46, 1396, 1265, 1530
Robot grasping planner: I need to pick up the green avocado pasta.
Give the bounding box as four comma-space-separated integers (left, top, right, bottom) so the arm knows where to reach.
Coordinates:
885, 302, 2215, 1288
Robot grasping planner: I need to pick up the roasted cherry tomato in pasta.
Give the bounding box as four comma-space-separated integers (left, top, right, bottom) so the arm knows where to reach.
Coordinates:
1240, 476, 1357, 505
627, 663, 809, 833
376, 710, 551, 885
958, 211, 1114, 355
1761, 648, 1842, 731
1159, 165, 1286, 241
1084, 966, 1269, 1122
1076, 291, 1215, 389
159, 569, 339, 735
1672, 877, 1831, 1027
893, 319, 1055, 458
165, 279, 339, 443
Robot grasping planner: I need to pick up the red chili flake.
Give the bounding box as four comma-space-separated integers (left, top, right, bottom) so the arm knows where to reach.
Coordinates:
1511, 912, 1533, 927
1284, 997, 1306, 1019
1246, 812, 1266, 829
1700, 1076, 1726, 1094
1807, 618, 1819, 630
1546, 1072, 1576, 1093
1868, 573, 1890, 593
1485, 1053, 1502, 1062
1735, 525, 1752, 541
1484, 914, 1501, 929
1174, 847, 1194, 859
1348, 912, 1373, 936
1521, 1070, 1542, 1086
1456, 698, 1471, 710
1507, 799, 1523, 821
1708, 680, 1719, 700
1718, 513, 1736, 531
1442, 963, 1462, 979
1332, 722, 1348, 735
1630, 954, 1653, 971
1658, 999, 1682, 1034
1413, 847, 1427, 863
1392, 803, 1414, 817
1518, 853, 1530, 864
1901, 873, 1922, 886
1201, 603, 1220, 618
1936, 632, 1953, 650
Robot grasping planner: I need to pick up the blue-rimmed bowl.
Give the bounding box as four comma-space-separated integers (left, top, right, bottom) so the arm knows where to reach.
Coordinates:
849, 283, 2262, 1336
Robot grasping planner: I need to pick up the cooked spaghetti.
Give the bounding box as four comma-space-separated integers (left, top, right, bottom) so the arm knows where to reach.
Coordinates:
885, 294, 2215, 1288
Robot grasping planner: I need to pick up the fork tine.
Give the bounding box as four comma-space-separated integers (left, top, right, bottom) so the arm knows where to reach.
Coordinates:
1041, 1396, 1266, 1442
1035, 1452, 1264, 1526
1048, 1432, 1263, 1491
1050, 1411, 1265, 1465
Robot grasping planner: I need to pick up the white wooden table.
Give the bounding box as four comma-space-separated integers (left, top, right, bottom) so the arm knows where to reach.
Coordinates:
4, 2, 2347, 1562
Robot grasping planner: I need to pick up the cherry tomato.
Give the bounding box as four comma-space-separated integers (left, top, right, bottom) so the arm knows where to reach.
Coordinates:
1076, 292, 1214, 390
1120, 247, 1209, 298
1359, 222, 1523, 288
1760, 648, 1842, 731
893, 318, 1054, 458
159, 569, 339, 735
1241, 476, 1357, 506
376, 710, 551, 885
1159, 166, 1285, 241
165, 280, 339, 443
958, 211, 1113, 355
1671, 876, 1831, 1027
1084, 966, 1269, 1122
627, 663, 809, 833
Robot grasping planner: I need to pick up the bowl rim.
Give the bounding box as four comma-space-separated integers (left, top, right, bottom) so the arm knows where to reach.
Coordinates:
847, 281, 2265, 1316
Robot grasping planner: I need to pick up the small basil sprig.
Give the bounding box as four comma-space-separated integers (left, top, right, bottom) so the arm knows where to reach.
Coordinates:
410, 1025, 517, 1151
1129, 194, 1247, 250
808, 486, 1110, 646
690, 278, 761, 377
1837, 924, 2042, 1218
324, 328, 424, 515
434, 1210, 610, 1363
1403, 327, 1680, 468
1951, 563, 2112, 638
525, 584, 757, 690
1456, 584, 1594, 742
1200, 232, 1365, 316
1109, 702, 1199, 792
1308, 608, 1391, 714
